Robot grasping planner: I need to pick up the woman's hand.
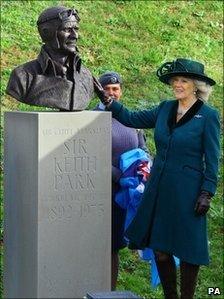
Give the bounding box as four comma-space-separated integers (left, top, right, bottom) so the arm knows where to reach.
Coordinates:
93, 76, 114, 106
194, 191, 212, 216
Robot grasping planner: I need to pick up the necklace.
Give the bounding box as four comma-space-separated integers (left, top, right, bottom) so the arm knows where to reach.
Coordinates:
177, 108, 188, 116
177, 98, 197, 117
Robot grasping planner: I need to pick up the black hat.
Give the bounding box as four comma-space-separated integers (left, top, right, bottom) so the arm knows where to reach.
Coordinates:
37, 6, 80, 26
156, 58, 216, 86
99, 71, 122, 88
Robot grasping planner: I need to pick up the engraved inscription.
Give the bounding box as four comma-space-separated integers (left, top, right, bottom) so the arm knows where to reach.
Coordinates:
42, 126, 110, 136
54, 173, 95, 190
42, 135, 108, 222
48, 203, 104, 221
53, 138, 97, 191
63, 139, 87, 155
43, 192, 99, 202
54, 156, 96, 173
49, 205, 73, 221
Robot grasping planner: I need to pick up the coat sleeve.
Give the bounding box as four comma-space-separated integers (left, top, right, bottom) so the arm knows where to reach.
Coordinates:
108, 100, 166, 129
201, 109, 220, 195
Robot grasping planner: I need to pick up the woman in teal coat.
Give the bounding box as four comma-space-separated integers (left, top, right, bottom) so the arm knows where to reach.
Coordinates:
94, 58, 220, 299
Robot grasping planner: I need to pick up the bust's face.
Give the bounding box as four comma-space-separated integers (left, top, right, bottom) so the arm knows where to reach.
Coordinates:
57, 21, 79, 54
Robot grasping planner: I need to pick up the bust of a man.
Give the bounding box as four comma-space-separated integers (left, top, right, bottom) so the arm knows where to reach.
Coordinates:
6, 6, 94, 111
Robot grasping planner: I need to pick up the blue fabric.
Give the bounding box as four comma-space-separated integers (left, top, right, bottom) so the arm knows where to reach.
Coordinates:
115, 148, 150, 230
119, 148, 150, 172
115, 148, 179, 288
115, 148, 150, 231
138, 248, 180, 288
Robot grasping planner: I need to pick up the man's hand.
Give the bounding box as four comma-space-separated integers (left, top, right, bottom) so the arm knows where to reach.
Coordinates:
194, 191, 212, 216
93, 76, 113, 105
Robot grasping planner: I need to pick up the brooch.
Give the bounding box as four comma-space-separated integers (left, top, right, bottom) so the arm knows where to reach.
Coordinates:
194, 114, 203, 118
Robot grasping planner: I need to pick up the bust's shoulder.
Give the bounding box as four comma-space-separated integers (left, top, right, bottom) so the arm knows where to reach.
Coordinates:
80, 64, 92, 78
79, 64, 94, 92
11, 58, 41, 76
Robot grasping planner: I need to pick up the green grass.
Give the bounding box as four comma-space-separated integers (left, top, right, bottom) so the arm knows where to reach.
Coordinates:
1, 1, 223, 298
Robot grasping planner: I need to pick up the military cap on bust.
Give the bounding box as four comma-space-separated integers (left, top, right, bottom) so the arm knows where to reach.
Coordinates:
37, 6, 80, 49
37, 6, 80, 26
99, 71, 122, 88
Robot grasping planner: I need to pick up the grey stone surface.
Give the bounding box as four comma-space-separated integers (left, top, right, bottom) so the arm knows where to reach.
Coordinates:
4, 111, 111, 298
86, 291, 142, 298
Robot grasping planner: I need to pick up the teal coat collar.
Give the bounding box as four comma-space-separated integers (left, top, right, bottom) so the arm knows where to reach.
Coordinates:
167, 99, 204, 131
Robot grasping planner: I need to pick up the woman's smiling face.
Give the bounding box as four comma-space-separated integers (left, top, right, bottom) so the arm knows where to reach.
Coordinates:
170, 76, 196, 101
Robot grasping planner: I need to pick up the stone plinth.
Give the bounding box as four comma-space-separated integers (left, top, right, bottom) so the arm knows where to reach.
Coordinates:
4, 111, 111, 298
86, 291, 142, 298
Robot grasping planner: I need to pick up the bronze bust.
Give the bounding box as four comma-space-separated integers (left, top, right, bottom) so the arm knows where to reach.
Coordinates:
6, 6, 95, 111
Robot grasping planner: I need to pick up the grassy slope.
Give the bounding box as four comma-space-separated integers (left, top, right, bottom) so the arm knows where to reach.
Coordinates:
1, 1, 223, 298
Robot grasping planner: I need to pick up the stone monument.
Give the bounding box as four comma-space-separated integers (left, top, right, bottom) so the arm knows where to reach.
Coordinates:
4, 5, 112, 298
4, 111, 111, 298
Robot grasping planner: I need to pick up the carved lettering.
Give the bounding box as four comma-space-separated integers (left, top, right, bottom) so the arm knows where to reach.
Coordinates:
87, 156, 96, 171
63, 141, 70, 155
54, 173, 95, 190
54, 174, 62, 189
54, 156, 97, 173
48, 204, 73, 221
75, 157, 85, 171
87, 174, 95, 189
63, 138, 88, 155
43, 128, 108, 223
77, 139, 87, 154
64, 157, 73, 172
54, 158, 63, 173
42, 129, 52, 135
48, 202, 105, 221
42, 126, 109, 136
42, 192, 99, 202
